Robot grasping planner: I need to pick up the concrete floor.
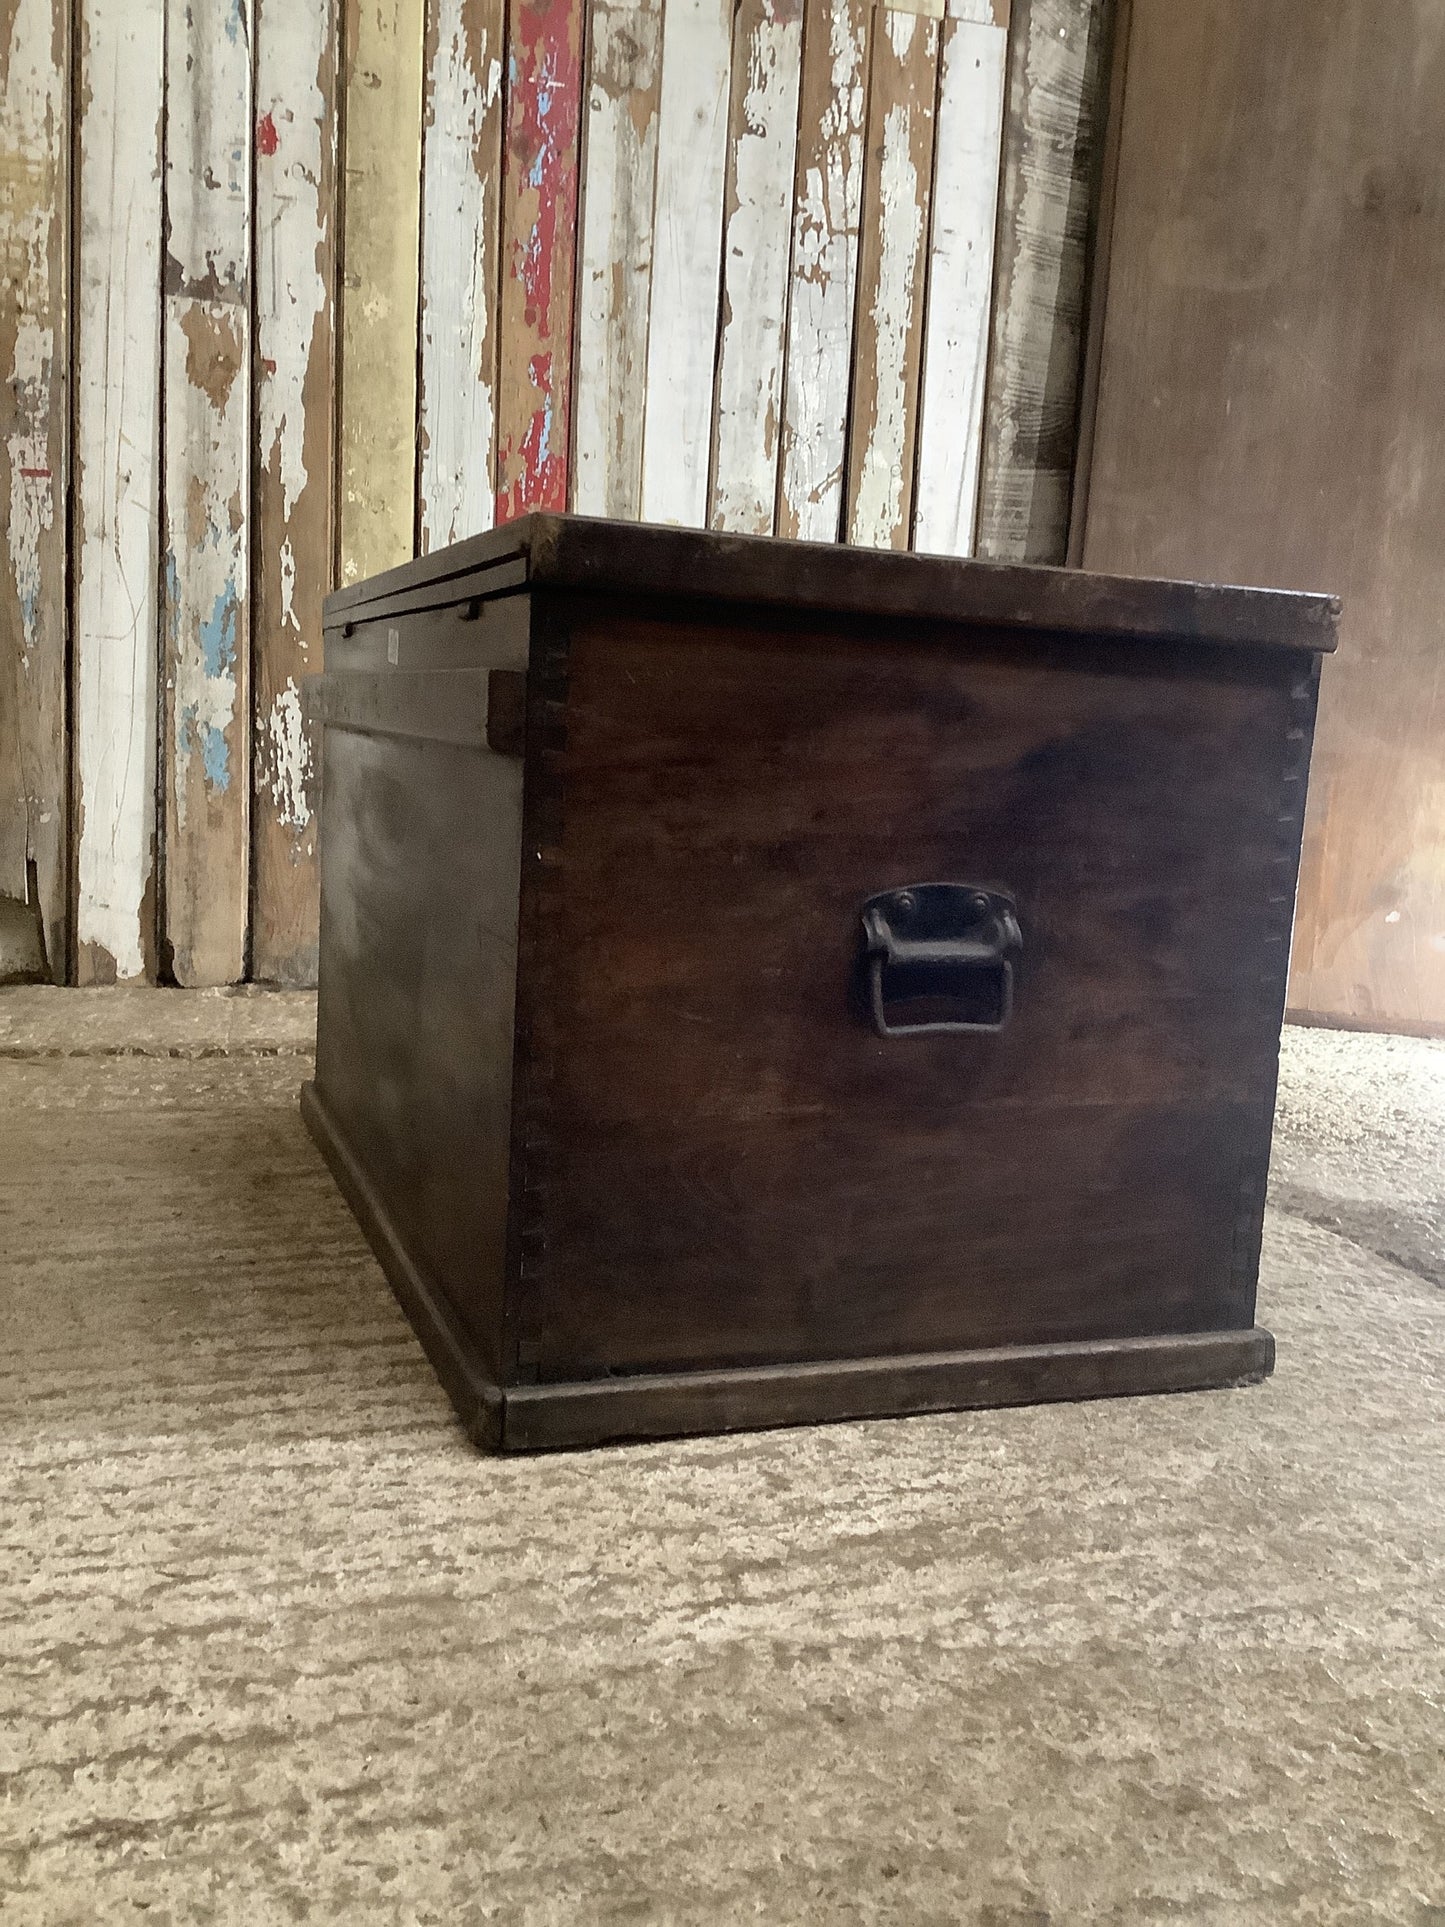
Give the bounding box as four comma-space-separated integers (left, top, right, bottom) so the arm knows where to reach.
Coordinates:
1, 990, 1442, 1925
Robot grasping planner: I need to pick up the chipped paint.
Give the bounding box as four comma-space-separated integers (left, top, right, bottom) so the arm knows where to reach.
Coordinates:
419, 0, 504, 549
496, 0, 582, 522
778, 0, 867, 541
710, 0, 803, 534
264, 677, 312, 832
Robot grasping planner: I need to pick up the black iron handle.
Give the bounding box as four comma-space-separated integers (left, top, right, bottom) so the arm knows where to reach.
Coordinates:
860, 884, 1022, 1037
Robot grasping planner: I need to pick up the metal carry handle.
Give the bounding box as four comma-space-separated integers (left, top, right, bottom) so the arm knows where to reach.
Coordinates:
860, 884, 1022, 1038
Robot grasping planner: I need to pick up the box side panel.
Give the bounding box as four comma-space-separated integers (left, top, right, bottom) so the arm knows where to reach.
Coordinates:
528, 595, 1314, 1379
312, 597, 527, 1382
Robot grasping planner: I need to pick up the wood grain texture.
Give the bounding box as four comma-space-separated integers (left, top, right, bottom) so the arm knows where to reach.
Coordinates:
775, 0, 867, 543
252, 0, 338, 985
0, 0, 67, 978
495, 0, 584, 523
637, 0, 731, 528
74, 0, 164, 984
161, 0, 251, 986
975, 0, 1109, 563
338, 0, 424, 585
572, 0, 662, 519
1077, 0, 1445, 1032
844, 7, 938, 550
912, 0, 1010, 557
418, 0, 504, 549
709, 0, 803, 535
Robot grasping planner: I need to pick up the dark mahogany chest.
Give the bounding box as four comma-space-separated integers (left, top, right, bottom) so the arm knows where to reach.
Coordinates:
305, 514, 1337, 1451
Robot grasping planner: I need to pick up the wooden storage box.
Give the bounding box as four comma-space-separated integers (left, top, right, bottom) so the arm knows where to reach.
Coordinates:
304, 514, 1337, 1452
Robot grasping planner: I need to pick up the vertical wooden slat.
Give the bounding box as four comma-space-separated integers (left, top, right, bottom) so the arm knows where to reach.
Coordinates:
637, 0, 730, 529
495, 0, 584, 524
913, 0, 1010, 556
776, 0, 867, 544
338, 0, 424, 584
418, 0, 505, 549
0, 0, 67, 978
74, 0, 164, 984
845, 4, 939, 551
572, 0, 662, 520
709, 0, 803, 536
252, 0, 338, 985
975, 0, 1110, 563
161, 0, 251, 986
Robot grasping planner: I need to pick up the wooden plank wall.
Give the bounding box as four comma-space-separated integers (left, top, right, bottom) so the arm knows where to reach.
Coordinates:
0, 0, 1106, 985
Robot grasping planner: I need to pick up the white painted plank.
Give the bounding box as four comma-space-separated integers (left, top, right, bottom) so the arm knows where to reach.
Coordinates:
638, 0, 731, 529
0, 0, 68, 976
573, 0, 663, 520
252, 0, 337, 985
776, 0, 867, 543
913, 0, 1010, 555
419, 0, 505, 549
162, 0, 251, 985
709, 0, 803, 535
74, 0, 164, 983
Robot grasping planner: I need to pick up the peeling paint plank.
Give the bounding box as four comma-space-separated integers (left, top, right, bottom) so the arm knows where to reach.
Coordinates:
638, 0, 730, 528
495, 0, 583, 523
0, 0, 67, 979
776, 0, 867, 544
74, 0, 164, 984
845, 7, 938, 550
419, 0, 504, 549
252, 0, 338, 985
709, 0, 803, 536
572, 0, 662, 520
162, 0, 252, 986
976, 0, 1109, 563
338, 0, 424, 583
913, 0, 1010, 556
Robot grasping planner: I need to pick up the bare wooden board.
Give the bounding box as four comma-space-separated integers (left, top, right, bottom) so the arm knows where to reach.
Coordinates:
1077, 0, 1445, 1031
912, 0, 1010, 557
0, 0, 67, 979
495, 0, 584, 523
975, 0, 1110, 563
844, 5, 938, 550
709, 0, 803, 535
161, 0, 251, 987
252, 0, 338, 985
418, 0, 505, 550
74, 0, 164, 984
338, 0, 424, 584
572, 0, 663, 519
775, 0, 867, 544
638, 0, 731, 528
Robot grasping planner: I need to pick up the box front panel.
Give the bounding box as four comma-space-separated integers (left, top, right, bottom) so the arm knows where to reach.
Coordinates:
533, 600, 1313, 1378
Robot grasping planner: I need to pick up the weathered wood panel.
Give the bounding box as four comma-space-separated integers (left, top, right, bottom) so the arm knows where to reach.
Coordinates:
495, 0, 584, 523
844, 5, 938, 551
162, 0, 251, 986
709, 0, 803, 535
572, 0, 662, 519
1078, 0, 1445, 1031
0, 0, 67, 979
418, 0, 504, 549
913, 0, 1010, 557
975, 0, 1110, 563
338, 0, 424, 584
252, 0, 338, 984
74, 0, 164, 984
776, 0, 867, 544
638, 0, 731, 528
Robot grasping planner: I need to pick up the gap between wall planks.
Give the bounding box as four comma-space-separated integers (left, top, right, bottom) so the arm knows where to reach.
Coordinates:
162, 0, 252, 987
0, 0, 67, 980
251, 0, 339, 985
73, 0, 164, 985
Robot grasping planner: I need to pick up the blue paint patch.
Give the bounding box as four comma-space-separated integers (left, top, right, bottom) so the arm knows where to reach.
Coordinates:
200, 722, 230, 790
199, 584, 238, 680
225, 0, 244, 44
